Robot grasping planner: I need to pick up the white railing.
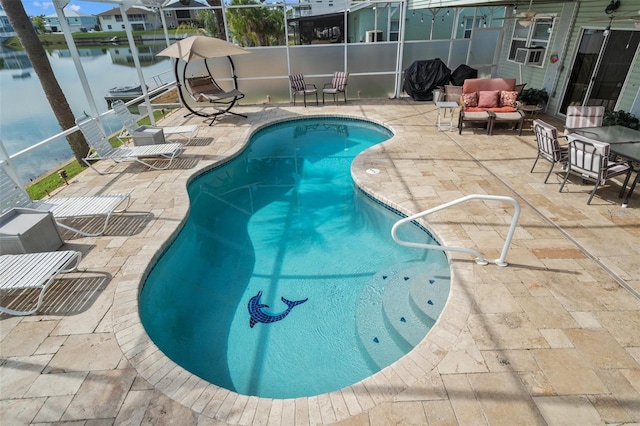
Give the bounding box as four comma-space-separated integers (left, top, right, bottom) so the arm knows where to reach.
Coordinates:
3, 83, 176, 164
391, 194, 521, 267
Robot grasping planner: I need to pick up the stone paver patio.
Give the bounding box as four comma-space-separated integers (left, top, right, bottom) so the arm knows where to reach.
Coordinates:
1, 99, 639, 425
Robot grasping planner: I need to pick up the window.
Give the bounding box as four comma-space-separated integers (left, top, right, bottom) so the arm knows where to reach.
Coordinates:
508, 18, 553, 67
390, 19, 399, 41
165, 11, 172, 17
461, 16, 484, 39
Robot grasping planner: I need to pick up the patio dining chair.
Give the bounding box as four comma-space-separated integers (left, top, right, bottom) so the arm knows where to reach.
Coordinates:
289, 74, 318, 107
564, 106, 605, 135
322, 72, 349, 104
559, 134, 632, 204
530, 119, 569, 183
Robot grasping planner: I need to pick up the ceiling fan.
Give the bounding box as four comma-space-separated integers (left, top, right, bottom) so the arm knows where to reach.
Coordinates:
588, 10, 640, 22
494, 0, 551, 27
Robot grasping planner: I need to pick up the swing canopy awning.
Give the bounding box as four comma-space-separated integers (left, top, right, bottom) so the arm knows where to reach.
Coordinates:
157, 35, 250, 63
156, 35, 250, 125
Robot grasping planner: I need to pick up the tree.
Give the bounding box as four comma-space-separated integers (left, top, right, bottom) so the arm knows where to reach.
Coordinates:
196, 9, 219, 37
204, 0, 226, 40
32, 15, 45, 34
1, 0, 89, 164
226, 0, 285, 47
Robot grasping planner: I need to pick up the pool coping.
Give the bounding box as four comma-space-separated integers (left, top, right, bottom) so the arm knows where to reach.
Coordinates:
111, 112, 471, 423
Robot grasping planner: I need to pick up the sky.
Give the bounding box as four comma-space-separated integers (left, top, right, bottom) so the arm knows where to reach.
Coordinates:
22, 1, 115, 16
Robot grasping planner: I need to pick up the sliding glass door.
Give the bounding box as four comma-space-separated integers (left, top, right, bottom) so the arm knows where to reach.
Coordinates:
560, 29, 640, 114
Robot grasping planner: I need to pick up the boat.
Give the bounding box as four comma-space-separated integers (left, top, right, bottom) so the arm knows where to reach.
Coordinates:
105, 84, 148, 107
12, 70, 31, 79
101, 36, 119, 44
107, 84, 146, 96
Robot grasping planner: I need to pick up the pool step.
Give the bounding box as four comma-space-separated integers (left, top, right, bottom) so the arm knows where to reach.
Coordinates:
409, 266, 451, 323
381, 264, 439, 347
356, 263, 448, 369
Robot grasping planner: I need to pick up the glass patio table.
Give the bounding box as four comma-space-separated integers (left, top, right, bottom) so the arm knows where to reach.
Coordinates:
571, 125, 640, 208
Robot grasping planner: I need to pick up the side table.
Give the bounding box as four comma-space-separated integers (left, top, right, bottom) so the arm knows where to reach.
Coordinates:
519, 104, 543, 131
0, 208, 64, 254
131, 126, 165, 146
435, 101, 459, 131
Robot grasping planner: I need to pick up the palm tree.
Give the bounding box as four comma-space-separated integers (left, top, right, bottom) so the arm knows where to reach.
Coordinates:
1, 0, 89, 163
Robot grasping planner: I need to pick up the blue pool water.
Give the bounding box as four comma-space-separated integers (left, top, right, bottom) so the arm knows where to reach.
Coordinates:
140, 117, 450, 399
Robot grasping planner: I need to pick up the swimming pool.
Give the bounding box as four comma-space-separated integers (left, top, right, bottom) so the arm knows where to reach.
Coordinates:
140, 117, 450, 399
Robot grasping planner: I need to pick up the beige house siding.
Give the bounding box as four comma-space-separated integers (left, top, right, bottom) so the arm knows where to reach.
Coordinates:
493, 0, 639, 117
550, 0, 639, 115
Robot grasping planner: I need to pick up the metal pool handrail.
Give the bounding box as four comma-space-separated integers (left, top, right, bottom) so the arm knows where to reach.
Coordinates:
391, 194, 521, 267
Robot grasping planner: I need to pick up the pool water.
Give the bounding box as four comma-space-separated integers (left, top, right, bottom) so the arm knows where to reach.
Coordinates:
140, 117, 450, 399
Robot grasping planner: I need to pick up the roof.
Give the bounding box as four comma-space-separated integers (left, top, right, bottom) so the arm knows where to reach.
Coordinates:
44, 10, 96, 18
163, 0, 209, 9
97, 7, 156, 17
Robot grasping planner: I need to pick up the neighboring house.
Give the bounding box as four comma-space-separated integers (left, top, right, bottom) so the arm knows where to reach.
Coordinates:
97, 7, 158, 32
291, 0, 340, 19
162, 0, 208, 30
44, 10, 97, 33
0, 4, 16, 40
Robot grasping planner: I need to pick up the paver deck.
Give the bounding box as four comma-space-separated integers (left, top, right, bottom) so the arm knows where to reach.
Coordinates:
1, 99, 639, 425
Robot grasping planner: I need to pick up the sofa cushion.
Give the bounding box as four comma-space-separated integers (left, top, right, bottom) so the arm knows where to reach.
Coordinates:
478, 90, 500, 108
462, 92, 478, 108
500, 90, 518, 108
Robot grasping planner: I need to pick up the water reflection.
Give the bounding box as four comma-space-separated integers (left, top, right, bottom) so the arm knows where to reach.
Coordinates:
0, 44, 171, 183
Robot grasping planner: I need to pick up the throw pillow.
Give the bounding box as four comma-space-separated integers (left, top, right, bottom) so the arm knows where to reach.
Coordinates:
477, 90, 500, 108
462, 92, 478, 108
500, 90, 518, 108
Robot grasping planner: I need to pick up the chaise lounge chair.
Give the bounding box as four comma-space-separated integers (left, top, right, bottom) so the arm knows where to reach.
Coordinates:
76, 115, 183, 175
185, 75, 247, 125
0, 162, 131, 237
111, 99, 198, 144
0, 250, 81, 315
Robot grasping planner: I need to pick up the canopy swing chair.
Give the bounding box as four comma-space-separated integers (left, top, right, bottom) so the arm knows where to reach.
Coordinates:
157, 36, 251, 126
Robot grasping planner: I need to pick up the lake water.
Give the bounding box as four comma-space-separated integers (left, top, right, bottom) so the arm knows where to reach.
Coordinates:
0, 44, 172, 184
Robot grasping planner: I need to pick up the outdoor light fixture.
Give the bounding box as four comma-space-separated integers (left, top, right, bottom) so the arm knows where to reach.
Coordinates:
605, 0, 621, 15
603, 15, 614, 36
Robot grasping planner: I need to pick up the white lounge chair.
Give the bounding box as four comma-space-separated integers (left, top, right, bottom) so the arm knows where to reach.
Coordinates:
76, 115, 183, 175
0, 163, 131, 237
111, 99, 198, 144
0, 250, 81, 315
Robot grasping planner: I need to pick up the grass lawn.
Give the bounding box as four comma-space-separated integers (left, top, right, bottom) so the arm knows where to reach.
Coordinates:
26, 109, 171, 200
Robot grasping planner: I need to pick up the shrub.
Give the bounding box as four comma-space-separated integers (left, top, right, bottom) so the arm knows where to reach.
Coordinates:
603, 109, 639, 129
518, 88, 549, 106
